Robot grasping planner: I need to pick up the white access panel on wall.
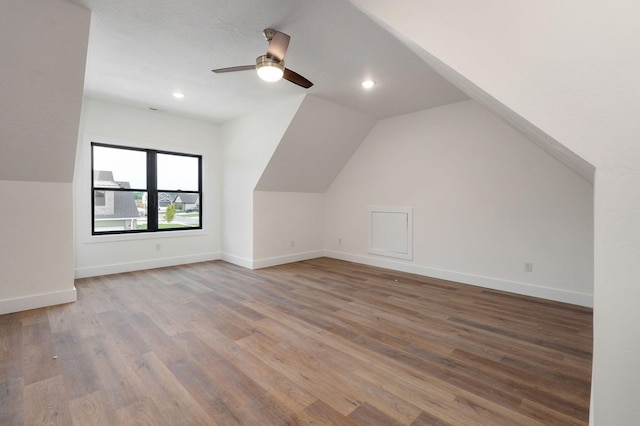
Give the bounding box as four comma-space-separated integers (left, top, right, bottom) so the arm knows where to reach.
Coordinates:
368, 206, 413, 260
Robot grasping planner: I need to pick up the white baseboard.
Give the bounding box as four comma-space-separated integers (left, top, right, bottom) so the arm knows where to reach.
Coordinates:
252, 250, 324, 270
72, 249, 592, 307
0, 287, 77, 315
220, 253, 254, 269
324, 250, 593, 307
74, 252, 221, 278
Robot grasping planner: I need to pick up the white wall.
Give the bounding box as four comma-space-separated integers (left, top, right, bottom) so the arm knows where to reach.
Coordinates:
253, 191, 324, 268
348, 2, 639, 422
220, 96, 305, 268
0, 0, 89, 314
73, 98, 221, 277
0, 182, 77, 314
251, 96, 372, 270
325, 100, 593, 306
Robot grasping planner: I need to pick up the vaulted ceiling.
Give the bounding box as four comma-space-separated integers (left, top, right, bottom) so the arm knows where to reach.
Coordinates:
2, 0, 593, 187
65, 0, 468, 123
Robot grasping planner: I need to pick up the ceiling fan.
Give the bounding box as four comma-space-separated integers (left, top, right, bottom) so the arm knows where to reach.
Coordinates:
212, 28, 313, 89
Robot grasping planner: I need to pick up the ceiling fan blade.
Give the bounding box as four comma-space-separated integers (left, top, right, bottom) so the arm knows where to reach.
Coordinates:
266, 31, 290, 62
212, 65, 254, 73
283, 68, 313, 89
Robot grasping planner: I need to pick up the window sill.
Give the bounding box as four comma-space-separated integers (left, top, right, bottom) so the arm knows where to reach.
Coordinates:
84, 228, 208, 244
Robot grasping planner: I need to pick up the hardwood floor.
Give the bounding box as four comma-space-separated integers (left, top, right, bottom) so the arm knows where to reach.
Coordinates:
0, 258, 592, 425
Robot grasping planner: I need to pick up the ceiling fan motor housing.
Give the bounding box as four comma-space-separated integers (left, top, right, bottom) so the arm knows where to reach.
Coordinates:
263, 28, 277, 42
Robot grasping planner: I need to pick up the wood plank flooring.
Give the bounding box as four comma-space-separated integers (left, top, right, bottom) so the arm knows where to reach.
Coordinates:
0, 258, 593, 425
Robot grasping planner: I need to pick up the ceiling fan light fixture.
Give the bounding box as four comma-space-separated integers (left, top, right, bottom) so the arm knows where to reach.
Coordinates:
256, 55, 285, 82
361, 80, 376, 89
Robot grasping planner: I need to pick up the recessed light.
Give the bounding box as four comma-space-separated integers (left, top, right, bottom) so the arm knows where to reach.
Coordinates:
173, 92, 185, 99
361, 80, 375, 89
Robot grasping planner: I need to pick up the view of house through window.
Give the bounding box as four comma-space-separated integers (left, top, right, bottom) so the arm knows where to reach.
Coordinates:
92, 143, 202, 234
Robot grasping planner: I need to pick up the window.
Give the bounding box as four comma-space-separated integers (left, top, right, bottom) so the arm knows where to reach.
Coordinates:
91, 142, 202, 235
94, 190, 106, 206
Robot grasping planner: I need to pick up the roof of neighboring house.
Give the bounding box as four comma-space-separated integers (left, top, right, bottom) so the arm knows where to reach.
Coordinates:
159, 192, 173, 202
94, 171, 140, 219
173, 193, 199, 204
93, 170, 120, 189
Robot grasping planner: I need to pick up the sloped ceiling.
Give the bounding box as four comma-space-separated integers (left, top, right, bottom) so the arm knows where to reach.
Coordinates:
64, 0, 468, 123
255, 95, 375, 193
348, 0, 595, 183
0, 0, 90, 183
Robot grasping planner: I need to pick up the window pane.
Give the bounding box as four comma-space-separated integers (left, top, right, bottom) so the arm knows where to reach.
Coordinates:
93, 145, 147, 189
93, 190, 146, 232
94, 190, 105, 207
157, 153, 198, 191
159, 193, 200, 229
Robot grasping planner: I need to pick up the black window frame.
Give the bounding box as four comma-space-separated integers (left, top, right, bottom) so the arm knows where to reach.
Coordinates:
91, 142, 202, 235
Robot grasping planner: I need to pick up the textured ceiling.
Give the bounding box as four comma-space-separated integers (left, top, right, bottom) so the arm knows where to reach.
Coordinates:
65, 0, 467, 123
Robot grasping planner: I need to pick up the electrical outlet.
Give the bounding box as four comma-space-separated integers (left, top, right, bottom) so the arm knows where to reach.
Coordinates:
291, 240, 295, 247
524, 262, 533, 272
155, 243, 161, 251
338, 238, 342, 245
